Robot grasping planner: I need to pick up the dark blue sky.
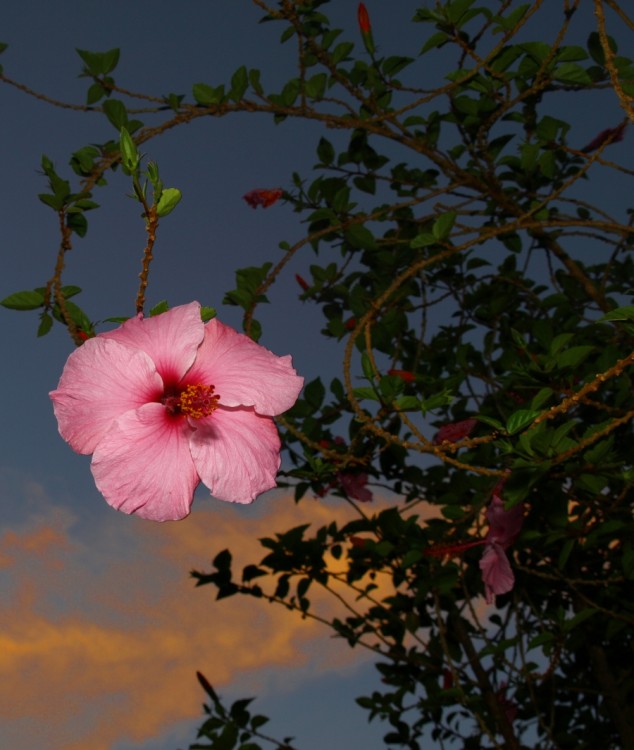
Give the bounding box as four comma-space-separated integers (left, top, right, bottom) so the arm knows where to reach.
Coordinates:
1, 2, 630, 749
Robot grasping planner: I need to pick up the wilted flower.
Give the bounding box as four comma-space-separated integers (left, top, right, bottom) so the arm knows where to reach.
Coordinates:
433, 418, 477, 445
242, 188, 283, 209
349, 535, 369, 549
479, 494, 525, 604
581, 121, 627, 153
50, 302, 303, 521
495, 682, 518, 726
338, 472, 373, 502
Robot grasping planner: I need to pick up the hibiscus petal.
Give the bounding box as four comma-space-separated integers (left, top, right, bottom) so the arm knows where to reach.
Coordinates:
486, 495, 525, 548
102, 301, 204, 385
50, 338, 164, 454
91, 403, 199, 521
479, 543, 515, 603
186, 319, 303, 415
338, 472, 373, 502
189, 407, 281, 503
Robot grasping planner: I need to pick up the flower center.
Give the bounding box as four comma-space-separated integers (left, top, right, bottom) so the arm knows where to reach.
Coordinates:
164, 384, 220, 419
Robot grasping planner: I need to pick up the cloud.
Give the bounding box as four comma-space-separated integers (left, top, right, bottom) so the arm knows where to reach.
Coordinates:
0, 474, 394, 750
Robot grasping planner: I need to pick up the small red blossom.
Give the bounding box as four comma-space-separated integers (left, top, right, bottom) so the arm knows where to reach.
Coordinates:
295, 274, 310, 291
350, 535, 368, 549
242, 188, 283, 209
357, 3, 371, 33
496, 683, 518, 725
581, 121, 627, 153
357, 3, 376, 55
344, 317, 357, 331
423, 538, 483, 559
388, 368, 416, 383
433, 418, 477, 445
338, 472, 373, 502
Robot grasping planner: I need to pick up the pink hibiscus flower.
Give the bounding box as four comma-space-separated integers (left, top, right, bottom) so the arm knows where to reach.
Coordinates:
50, 302, 303, 521
479, 494, 525, 604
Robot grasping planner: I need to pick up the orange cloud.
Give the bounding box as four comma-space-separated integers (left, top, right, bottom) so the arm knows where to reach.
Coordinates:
0, 481, 401, 750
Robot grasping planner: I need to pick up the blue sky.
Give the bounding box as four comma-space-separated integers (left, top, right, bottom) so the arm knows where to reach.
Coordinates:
1, 2, 630, 749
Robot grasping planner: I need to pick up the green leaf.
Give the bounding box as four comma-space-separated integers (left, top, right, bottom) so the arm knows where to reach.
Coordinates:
506, 409, 541, 435
556, 345, 594, 369
279, 78, 300, 106
420, 390, 454, 414
305, 72, 327, 99
395, 396, 420, 411
442, 505, 466, 520
156, 187, 182, 217
331, 42, 354, 64
558, 539, 574, 569
200, 306, 216, 322
410, 232, 436, 249
38, 193, 65, 210
119, 127, 139, 173
86, 81, 107, 105
420, 31, 449, 54
76, 47, 120, 75
475, 414, 504, 431
192, 82, 224, 105
552, 62, 592, 85
230, 65, 248, 101
67, 211, 88, 237
316, 137, 335, 165
248, 319, 264, 342
600, 305, 634, 322
587, 31, 616, 66
248, 68, 263, 94
353, 386, 380, 401
562, 608, 598, 632
149, 300, 169, 316
361, 351, 375, 382
37, 311, 53, 337
432, 211, 457, 242
531, 388, 554, 410
102, 99, 128, 129
60, 285, 82, 299
345, 224, 376, 250
1, 290, 45, 310
304, 378, 325, 408
382, 56, 414, 77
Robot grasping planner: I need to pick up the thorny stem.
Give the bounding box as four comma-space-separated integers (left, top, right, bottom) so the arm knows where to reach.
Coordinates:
135, 203, 159, 315
45, 209, 84, 346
